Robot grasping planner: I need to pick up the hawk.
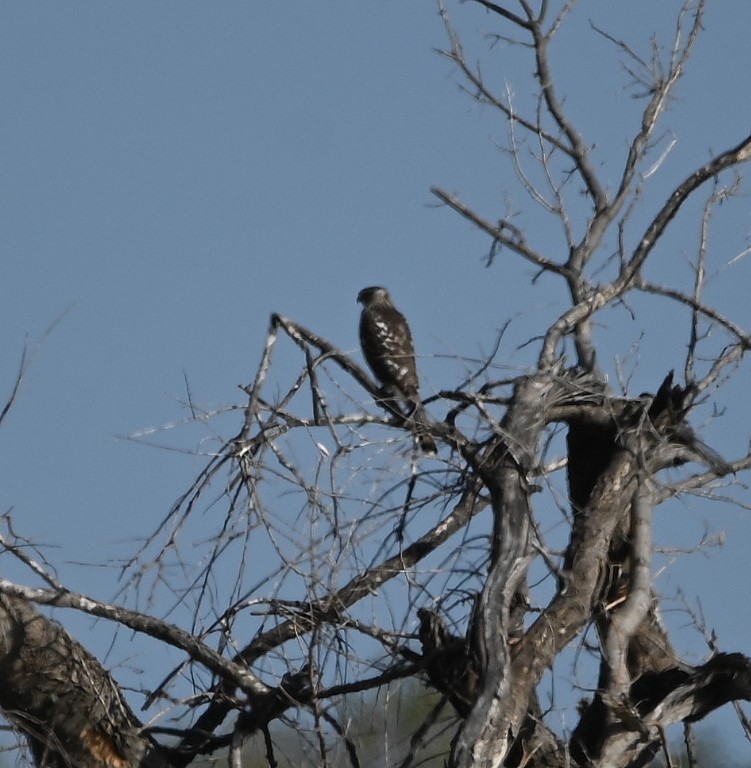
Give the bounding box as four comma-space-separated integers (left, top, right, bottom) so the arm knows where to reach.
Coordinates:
357, 286, 437, 454
646, 371, 732, 475
417, 607, 480, 717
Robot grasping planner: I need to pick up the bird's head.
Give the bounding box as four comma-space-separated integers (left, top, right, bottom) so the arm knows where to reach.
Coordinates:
357, 286, 390, 306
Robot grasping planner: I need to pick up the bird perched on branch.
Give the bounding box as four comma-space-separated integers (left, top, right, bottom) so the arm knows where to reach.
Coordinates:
417, 607, 480, 717
566, 370, 732, 514
645, 371, 732, 475
357, 286, 437, 454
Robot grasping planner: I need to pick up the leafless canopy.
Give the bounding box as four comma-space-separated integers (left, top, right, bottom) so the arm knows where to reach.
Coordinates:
2, 2, 751, 768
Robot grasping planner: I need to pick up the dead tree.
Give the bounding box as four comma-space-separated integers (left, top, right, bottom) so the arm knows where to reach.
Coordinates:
2, 2, 751, 767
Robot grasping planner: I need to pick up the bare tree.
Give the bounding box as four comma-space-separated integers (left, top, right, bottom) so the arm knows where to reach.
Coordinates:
2, 2, 751, 767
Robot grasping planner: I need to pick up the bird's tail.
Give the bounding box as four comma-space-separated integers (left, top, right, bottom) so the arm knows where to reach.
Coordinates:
684, 433, 734, 476
668, 422, 733, 475
410, 402, 437, 455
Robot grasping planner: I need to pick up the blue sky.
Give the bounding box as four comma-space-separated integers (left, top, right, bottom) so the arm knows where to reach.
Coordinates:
1, 1, 751, 760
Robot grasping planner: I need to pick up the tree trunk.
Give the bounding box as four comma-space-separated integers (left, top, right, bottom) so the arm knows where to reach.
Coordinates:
0, 594, 167, 768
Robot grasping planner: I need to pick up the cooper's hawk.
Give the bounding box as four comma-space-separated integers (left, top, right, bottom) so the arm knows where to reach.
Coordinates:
417, 607, 480, 717
357, 286, 437, 454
